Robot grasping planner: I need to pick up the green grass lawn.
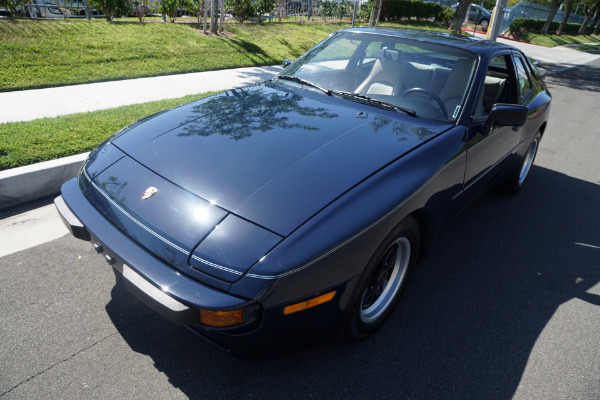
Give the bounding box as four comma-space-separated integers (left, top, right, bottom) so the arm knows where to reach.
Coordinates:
0, 92, 216, 170
0, 19, 450, 92
0, 18, 458, 170
515, 32, 600, 48
578, 44, 600, 51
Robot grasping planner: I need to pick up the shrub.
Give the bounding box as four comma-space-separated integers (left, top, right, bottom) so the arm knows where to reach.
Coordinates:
509, 17, 582, 35
159, 0, 178, 22
0, 0, 25, 16
89, 0, 129, 20
130, 0, 150, 22
255, 0, 275, 22
230, 0, 254, 22
380, 0, 453, 24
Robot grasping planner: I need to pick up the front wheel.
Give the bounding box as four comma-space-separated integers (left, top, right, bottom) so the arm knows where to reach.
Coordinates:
342, 217, 420, 340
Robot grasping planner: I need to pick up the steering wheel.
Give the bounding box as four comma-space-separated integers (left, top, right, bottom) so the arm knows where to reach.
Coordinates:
400, 88, 448, 120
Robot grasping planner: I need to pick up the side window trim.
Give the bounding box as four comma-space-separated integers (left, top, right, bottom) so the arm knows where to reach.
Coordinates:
512, 51, 533, 104
472, 52, 512, 123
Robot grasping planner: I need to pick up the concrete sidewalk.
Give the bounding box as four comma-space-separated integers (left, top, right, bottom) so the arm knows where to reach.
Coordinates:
0, 65, 282, 124
497, 37, 600, 66
461, 29, 600, 67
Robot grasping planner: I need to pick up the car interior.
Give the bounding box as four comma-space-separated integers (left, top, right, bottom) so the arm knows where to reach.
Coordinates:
352, 46, 476, 121
287, 34, 487, 122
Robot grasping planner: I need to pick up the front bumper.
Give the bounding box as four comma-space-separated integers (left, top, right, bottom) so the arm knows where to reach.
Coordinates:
56, 178, 349, 355
55, 178, 252, 326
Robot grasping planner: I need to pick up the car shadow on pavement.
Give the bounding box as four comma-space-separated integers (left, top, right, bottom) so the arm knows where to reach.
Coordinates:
105, 165, 600, 399
546, 62, 600, 92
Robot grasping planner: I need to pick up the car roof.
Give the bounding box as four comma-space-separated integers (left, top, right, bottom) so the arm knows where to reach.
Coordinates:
340, 27, 518, 55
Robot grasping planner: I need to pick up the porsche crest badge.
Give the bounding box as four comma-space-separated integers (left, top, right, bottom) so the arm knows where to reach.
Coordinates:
142, 186, 158, 200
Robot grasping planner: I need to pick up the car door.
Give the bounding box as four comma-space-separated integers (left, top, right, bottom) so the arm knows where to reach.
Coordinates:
461, 52, 522, 204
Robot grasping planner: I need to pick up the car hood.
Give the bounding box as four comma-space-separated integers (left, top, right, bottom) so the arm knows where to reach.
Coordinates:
111, 82, 451, 237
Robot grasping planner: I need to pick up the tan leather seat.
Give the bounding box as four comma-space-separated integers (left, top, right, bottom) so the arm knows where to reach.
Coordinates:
355, 49, 404, 96
440, 58, 475, 118
483, 76, 506, 112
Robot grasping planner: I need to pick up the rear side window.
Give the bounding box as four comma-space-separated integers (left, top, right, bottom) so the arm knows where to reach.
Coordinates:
513, 56, 531, 100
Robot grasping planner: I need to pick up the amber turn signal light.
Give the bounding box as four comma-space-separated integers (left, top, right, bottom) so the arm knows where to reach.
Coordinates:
283, 291, 336, 315
200, 308, 243, 327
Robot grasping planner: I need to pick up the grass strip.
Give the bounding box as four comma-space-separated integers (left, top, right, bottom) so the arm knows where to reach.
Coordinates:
577, 44, 600, 51
0, 19, 451, 92
514, 32, 600, 48
0, 92, 216, 171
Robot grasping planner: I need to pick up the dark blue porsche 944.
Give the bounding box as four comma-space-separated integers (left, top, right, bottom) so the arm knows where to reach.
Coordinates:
56, 27, 551, 355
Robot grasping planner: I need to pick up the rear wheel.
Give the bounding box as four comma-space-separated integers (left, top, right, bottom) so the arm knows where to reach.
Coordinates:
343, 217, 420, 340
503, 132, 540, 194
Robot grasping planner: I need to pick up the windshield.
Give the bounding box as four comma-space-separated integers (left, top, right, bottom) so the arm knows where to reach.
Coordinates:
279, 31, 478, 122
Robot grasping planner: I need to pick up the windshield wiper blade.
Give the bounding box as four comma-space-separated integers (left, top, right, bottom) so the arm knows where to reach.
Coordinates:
277, 75, 332, 96
331, 90, 417, 117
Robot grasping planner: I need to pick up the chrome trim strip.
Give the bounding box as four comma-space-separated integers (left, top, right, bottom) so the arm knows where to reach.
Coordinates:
83, 167, 92, 183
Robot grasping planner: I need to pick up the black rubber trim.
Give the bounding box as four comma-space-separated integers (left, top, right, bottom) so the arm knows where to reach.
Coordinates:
54, 195, 91, 241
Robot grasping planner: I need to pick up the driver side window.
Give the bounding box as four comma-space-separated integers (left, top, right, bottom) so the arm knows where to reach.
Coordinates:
474, 54, 516, 120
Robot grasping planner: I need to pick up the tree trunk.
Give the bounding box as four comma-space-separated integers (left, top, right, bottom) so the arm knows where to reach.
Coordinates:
541, 0, 562, 35
368, 0, 382, 27
449, 0, 470, 35
578, 0, 600, 35
203, 0, 208, 33
556, 0, 572, 35
219, 0, 224, 32
593, 11, 600, 35
210, 0, 218, 34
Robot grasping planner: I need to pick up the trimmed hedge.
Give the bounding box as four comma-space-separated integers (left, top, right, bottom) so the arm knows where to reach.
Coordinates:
381, 0, 454, 24
509, 17, 582, 35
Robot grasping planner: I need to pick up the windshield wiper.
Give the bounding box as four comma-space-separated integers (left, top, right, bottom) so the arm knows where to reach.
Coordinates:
277, 75, 332, 96
330, 90, 417, 117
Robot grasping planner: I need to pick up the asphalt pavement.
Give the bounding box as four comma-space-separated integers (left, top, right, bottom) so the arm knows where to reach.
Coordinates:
1, 44, 600, 399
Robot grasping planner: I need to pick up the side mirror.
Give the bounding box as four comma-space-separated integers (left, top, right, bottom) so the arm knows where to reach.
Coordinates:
283, 58, 293, 68
484, 103, 528, 135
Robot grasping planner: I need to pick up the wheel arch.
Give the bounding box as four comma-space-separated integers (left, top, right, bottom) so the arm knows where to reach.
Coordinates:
538, 121, 547, 138
406, 208, 432, 264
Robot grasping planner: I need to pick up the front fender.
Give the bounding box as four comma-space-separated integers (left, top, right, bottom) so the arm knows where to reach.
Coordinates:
230, 126, 468, 309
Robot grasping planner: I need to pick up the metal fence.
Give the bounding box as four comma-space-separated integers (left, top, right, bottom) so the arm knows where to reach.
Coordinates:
10, 0, 372, 22
267, 0, 370, 22
498, 1, 585, 34
424, 0, 589, 34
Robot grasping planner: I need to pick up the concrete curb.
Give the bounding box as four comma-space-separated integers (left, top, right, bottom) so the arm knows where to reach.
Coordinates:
0, 152, 88, 210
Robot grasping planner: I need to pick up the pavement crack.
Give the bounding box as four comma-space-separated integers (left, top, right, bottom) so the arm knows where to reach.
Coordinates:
0, 311, 155, 398
0, 330, 120, 397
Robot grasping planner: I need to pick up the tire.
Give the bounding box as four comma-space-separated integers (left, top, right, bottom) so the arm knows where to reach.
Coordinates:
503, 132, 540, 194
342, 217, 420, 340
480, 19, 489, 31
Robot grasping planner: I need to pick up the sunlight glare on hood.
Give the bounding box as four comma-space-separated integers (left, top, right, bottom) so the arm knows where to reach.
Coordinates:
193, 205, 213, 223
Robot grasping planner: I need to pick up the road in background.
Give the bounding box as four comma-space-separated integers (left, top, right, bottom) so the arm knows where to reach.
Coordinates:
1, 60, 599, 399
